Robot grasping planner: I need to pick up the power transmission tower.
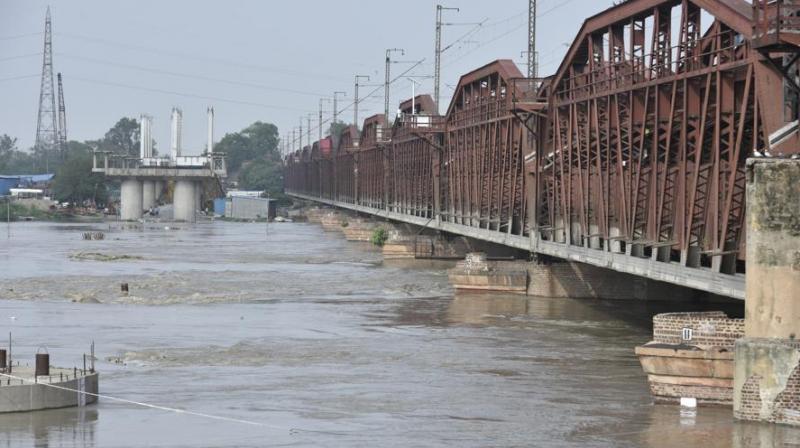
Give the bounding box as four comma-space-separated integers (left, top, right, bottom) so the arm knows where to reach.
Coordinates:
528, 0, 537, 78
57, 72, 67, 158
434, 5, 459, 114
384, 48, 404, 122
35, 7, 58, 173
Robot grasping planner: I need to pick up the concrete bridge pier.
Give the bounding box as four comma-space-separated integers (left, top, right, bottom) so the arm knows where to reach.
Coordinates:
341, 218, 378, 242
173, 179, 197, 222
734, 159, 800, 426
142, 180, 157, 210
120, 178, 143, 221
195, 182, 203, 212
154, 181, 164, 202
320, 210, 349, 232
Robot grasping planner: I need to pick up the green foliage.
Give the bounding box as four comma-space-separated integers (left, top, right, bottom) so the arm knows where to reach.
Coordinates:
214, 121, 279, 173
0, 134, 39, 174
341, 220, 349, 228
370, 227, 388, 247
51, 142, 108, 205
328, 122, 348, 139
237, 154, 283, 197
100, 117, 140, 156
2, 201, 56, 221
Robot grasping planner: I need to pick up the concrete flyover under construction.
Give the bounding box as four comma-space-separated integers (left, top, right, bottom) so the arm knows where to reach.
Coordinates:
93, 107, 227, 222
285, 0, 800, 426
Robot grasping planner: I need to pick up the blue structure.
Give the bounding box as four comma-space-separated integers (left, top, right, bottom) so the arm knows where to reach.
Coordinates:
0, 174, 55, 196
213, 198, 226, 216
0, 174, 55, 195
0, 176, 21, 196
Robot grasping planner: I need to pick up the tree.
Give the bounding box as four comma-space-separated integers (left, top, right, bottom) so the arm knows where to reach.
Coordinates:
0, 134, 39, 174
0, 134, 17, 172
328, 122, 348, 139
238, 154, 284, 197
101, 117, 139, 156
214, 121, 279, 174
51, 141, 108, 205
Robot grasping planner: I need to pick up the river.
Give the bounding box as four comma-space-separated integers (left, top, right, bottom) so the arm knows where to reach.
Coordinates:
0, 221, 798, 447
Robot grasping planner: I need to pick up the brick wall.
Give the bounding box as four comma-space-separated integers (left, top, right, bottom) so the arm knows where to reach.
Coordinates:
652, 312, 744, 349
735, 339, 800, 425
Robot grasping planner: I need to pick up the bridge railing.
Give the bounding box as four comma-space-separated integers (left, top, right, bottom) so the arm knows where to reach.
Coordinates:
753, 0, 800, 49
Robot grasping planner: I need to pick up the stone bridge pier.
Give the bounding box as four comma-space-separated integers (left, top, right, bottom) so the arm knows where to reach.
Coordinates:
734, 159, 800, 426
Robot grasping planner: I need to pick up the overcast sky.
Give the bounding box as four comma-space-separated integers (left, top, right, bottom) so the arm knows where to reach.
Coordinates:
0, 0, 609, 154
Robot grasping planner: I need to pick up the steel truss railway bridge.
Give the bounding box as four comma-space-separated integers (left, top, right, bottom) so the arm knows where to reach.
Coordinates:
286, 0, 800, 300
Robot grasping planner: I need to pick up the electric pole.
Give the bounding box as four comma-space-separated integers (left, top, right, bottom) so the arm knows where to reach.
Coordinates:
528, 0, 537, 78
385, 48, 404, 122
292, 128, 296, 153
354, 75, 370, 133
298, 118, 303, 151
435, 5, 459, 114
35, 7, 57, 173
333, 91, 346, 127
319, 98, 331, 144
307, 114, 312, 148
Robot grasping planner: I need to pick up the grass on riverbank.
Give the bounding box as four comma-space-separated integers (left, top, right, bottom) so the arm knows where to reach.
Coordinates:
2, 202, 73, 222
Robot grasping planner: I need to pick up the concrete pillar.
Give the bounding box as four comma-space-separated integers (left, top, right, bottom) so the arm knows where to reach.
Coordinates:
120, 178, 143, 221
734, 159, 800, 426
142, 180, 156, 210
195, 181, 203, 212
447, 252, 528, 294
154, 181, 164, 202
173, 179, 196, 222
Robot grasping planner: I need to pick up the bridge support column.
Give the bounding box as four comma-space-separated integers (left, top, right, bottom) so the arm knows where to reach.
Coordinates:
120, 178, 143, 221
735, 159, 800, 426
195, 181, 203, 213
341, 218, 377, 242
154, 181, 164, 202
173, 179, 197, 222
320, 210, 348, 232
448, 252, 528, 294
142, 180, 156, 211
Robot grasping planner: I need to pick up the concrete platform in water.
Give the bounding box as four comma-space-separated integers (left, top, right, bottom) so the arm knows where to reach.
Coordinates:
0, 367, 99, 413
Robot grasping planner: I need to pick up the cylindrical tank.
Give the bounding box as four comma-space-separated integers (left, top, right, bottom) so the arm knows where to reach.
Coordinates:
35, 353, 49, 376
0, 349, 6, 369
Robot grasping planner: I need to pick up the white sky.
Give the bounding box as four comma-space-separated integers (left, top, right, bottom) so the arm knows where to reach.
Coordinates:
0, 0, 609, 153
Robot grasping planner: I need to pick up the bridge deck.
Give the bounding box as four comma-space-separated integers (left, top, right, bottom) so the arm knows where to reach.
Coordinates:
289, 191, 744, 299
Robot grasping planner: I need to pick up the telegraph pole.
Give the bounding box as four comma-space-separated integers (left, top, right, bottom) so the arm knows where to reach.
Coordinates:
307, 114, 312, 148
354, 75, 370, 133
298, 118, 303, 150
385, 48, 404, 121
528, 0, 537, 78
319, 98, 331, 143
435, 5, 459, 114
291, 128, 296, 153
333, 91, 346, 127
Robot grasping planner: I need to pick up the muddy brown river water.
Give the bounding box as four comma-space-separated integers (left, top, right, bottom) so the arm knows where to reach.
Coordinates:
1, 221, 799, 447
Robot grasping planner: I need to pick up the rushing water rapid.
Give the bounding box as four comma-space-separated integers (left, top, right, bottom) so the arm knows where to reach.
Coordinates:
0, 221, 798, 447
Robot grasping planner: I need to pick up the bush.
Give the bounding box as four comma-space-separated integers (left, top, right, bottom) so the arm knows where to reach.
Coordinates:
370, 227, 388, 247
341, 220, 349, 228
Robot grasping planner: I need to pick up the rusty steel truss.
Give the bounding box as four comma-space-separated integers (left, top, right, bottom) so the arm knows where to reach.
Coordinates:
285, 0, 800, 298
